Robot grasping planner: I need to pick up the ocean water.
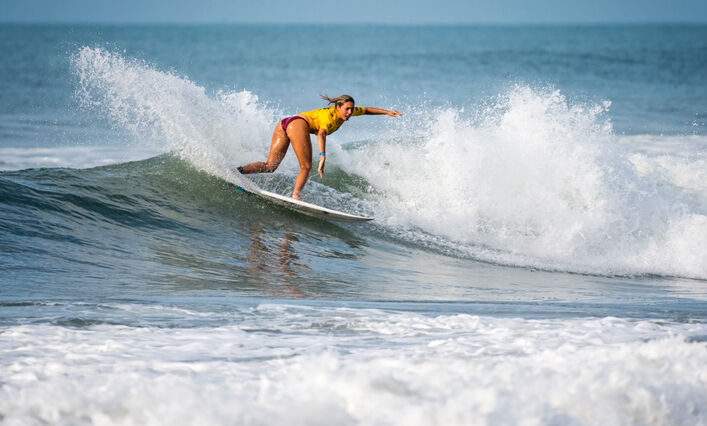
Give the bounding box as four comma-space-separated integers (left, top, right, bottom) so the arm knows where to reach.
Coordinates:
1, 24, 706, 425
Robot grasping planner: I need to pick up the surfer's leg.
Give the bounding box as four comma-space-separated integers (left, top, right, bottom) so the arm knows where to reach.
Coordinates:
239, 124, 290, 174
287, 119, 312, 200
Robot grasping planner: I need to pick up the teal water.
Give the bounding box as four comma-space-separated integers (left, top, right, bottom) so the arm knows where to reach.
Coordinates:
1, 24, 706, 425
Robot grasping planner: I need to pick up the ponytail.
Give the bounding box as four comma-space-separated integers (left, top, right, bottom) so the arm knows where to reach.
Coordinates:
320, 94, 355, 107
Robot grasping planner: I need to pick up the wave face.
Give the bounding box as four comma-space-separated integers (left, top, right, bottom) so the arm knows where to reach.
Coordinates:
66, 47, 707, 279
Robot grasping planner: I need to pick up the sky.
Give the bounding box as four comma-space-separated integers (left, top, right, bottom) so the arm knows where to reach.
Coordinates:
1, 0, 707, 24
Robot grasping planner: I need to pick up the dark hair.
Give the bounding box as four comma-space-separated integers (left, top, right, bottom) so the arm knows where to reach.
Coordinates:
321, 94, 355, 107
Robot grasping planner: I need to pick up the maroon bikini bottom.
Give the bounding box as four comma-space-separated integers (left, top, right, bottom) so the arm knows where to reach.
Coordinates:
281, 115, 307, 132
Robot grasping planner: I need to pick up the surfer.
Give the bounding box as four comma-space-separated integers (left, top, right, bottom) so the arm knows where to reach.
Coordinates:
237, 95, 402, 200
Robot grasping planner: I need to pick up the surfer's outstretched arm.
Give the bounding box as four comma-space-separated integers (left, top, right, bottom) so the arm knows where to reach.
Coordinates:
363, 107, 403, 118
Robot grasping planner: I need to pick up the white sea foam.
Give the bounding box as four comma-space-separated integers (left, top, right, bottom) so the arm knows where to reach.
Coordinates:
624, 134, 707, 196
338, 87, 707, 279
1, 304, 706, 425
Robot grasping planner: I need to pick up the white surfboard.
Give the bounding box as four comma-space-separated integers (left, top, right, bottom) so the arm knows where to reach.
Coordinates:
235, 183, 373, 223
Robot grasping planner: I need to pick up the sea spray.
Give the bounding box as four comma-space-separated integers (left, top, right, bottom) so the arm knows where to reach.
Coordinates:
71, 46, 278, 191
339, 86, 707, 278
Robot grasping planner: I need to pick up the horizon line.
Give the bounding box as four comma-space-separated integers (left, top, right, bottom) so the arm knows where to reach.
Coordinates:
2, 20, 706, 26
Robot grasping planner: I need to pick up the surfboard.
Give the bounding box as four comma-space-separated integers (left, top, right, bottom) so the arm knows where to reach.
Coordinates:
235, 183, 373, 223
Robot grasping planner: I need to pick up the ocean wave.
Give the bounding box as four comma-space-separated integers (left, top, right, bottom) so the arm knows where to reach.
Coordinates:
72, 46, 274, 193
0, 156, 254, 254
67, 47, 707, 279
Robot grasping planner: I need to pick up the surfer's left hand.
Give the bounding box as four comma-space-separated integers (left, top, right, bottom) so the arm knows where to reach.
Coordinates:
388, 110, 403, 118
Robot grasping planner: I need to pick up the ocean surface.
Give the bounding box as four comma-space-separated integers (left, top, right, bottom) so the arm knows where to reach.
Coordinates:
1, 24, 706, 425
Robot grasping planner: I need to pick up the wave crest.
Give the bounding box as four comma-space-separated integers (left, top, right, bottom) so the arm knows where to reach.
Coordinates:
71, 46, 276, 190
340, 86, 707, 278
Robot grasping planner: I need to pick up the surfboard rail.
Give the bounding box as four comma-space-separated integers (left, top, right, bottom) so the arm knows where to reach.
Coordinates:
235, 184, 373, 222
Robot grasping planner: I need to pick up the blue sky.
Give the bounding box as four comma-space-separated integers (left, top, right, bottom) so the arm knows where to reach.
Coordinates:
2, 0, 706, 24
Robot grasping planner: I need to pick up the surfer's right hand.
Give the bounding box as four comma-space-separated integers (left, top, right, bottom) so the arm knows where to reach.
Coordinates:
318, 156, 325, 178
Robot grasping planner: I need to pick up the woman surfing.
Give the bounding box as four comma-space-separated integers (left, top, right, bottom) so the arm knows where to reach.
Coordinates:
238, 95, 402, 200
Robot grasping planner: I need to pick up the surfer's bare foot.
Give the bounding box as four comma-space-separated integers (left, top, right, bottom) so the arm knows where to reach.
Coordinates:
292, 192, 302, 201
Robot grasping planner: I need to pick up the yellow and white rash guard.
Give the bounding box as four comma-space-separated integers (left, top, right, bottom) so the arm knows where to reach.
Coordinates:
299, 106, 367, 135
